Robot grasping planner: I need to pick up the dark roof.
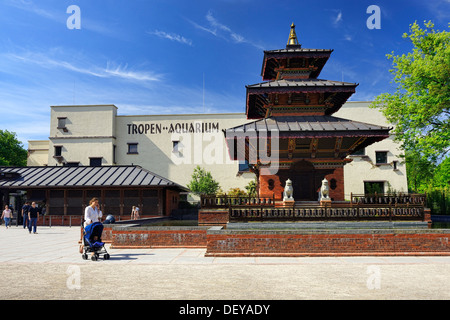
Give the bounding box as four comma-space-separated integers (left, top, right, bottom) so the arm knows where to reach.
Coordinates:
0, 165, 189, 191
247, 79, 357, 89
261, 49, 333, 80
224, 116, 391, 137
264, 48, 333, 54
246, 79, 358, 119
224, 116, 391, 161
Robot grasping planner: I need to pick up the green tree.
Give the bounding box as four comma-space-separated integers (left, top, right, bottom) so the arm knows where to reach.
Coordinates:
371, 21, 450, 161
0, 130, 27, 166
404, 150, 436, 192
187, 165, 220, 196
244, 179, 257, 197
433, 157, 450, 189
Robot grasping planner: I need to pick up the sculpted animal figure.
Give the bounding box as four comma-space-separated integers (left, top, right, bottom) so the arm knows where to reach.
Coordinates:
320, 178, 330, 200
283, 179, 294, 201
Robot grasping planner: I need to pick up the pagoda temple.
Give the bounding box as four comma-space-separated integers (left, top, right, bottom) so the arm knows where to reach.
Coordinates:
225, 23, 391, 202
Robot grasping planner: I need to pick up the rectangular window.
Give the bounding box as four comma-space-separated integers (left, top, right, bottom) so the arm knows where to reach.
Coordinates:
173, 141, 180, 153
375, 151, 388, 164
57, 117, 66, 129
364, 181, 384, 195
127, 143, 138, 154
89, 157, 102, 167
54, 146, 62, 157
393, 160, 398, 170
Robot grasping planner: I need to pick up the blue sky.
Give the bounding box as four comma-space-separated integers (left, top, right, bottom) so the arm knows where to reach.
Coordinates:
1, 0, 449, 147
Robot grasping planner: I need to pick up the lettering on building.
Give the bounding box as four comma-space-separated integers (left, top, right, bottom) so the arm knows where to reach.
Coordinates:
127, 122, 220, 135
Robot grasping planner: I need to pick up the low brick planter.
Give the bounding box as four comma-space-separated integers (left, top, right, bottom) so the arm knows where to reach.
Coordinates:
110, 226, 210, 249
205, 228, 450, 257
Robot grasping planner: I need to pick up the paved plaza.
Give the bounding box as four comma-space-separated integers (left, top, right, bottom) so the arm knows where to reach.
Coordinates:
0, 225, 449, 300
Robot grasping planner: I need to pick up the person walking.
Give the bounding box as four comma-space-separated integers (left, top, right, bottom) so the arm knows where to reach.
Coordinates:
1, 205, 12, 228
84, 198, 102, 227
28, 202, 40, 234
22, 202, 30, 229
83, 198, 103, 258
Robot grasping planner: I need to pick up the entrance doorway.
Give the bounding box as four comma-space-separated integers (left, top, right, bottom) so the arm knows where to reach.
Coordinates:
289, 161, 317, 201
292, 172, 315, 200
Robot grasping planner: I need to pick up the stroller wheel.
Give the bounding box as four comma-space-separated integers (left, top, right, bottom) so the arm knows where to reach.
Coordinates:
91, 254, 98, 261
82, 253, 88, 260
104, 253, 110, 260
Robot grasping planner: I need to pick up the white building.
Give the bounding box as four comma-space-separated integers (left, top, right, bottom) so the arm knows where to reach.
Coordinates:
27, 101, 408, 200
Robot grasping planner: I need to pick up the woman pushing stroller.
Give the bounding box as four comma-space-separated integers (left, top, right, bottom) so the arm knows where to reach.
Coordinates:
81, 198, 107, 260
84, 197, 102, 227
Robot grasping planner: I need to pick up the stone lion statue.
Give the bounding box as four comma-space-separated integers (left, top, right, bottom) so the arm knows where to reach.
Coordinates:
320, 178, 330, 201
283, 179, 294, 201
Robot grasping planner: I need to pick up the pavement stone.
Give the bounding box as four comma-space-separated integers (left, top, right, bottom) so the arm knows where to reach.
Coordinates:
0, 225, 449, 300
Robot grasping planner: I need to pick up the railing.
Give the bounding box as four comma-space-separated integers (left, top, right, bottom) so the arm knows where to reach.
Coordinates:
350, 193, 426, 206
200, 195, 275, 209
229, 206, 425, 221
201, 193, 427, 222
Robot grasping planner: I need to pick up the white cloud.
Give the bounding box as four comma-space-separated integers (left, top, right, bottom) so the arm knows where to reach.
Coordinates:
104, 62, 162, 82
188, 11, 264, 49
148, 30, 193, 46
333, 10, 343, 27
4, 51, 162, 82
4, 0, 57, 20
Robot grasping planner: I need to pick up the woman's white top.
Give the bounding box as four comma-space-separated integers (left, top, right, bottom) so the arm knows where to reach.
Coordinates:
2, 209, 12, 218
84, 206, 103, 227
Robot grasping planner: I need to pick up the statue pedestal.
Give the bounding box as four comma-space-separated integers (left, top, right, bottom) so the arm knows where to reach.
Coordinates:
320, 199, 332, 207
283, 199, 295, 207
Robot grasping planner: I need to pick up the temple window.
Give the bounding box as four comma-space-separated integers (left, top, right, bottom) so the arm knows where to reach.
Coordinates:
375, 151, 388, 164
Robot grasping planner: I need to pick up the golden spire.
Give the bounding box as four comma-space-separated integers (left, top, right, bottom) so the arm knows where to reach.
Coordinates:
287, 22, 300, 47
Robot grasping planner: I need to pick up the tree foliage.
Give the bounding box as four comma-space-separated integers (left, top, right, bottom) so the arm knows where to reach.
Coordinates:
187, 165, 220, 196
0, 130, 27, 167
371, 21, 450, 161
244, 179, 257, 197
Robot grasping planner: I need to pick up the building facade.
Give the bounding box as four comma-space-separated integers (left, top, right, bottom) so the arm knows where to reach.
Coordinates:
27, 101, 407, 201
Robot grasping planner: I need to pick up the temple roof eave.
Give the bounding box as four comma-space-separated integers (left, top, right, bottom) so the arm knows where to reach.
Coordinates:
245, 81, 358, 119
224, 116, 391, 135
246, 79, 358, 90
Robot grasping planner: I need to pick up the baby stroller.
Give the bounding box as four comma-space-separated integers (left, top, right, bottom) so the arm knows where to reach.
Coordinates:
81, 222, 110, 261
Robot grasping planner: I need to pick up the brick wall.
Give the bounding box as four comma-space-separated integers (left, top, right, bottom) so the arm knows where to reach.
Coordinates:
324, 167, 344, 201
206, 231, 450, 257
111, 228, 208, 248
259, 174, 282, 199
198, 209, 229, 226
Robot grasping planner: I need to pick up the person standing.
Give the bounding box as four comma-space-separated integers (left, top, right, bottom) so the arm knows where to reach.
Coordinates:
1, 205, 12, 228
22, 202, 30, 229
131, 206, 136, 220
134, 206, 140, 220
28, 202, 40, 234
